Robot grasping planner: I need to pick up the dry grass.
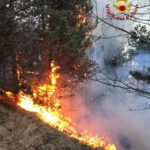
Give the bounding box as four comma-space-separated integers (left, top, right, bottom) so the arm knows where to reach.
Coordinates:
0, 99, 96, 150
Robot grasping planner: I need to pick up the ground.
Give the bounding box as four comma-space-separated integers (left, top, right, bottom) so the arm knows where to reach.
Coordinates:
0, 97, 97, 150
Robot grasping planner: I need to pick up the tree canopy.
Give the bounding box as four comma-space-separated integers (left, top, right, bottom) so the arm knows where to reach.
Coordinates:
0, 0, 96, 86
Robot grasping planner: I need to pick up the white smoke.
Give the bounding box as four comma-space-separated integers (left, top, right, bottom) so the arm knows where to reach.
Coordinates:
62, 1, 150, 150
89, 1, 150, 149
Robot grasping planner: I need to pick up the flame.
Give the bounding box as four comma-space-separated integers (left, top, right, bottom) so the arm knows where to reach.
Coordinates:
76, 8, 88, 28
16, 53, 22, 82
6, 61, 117, 150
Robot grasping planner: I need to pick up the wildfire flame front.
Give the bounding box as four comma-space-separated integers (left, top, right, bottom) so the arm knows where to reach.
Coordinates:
7, 61, 117, 150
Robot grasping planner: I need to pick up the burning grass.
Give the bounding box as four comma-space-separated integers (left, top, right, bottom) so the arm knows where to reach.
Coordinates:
3, 62, 117, 150
0, 100, 97, 150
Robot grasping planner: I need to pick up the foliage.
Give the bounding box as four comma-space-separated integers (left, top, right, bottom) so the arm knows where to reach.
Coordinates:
129, 70, 150, 82
0, 0, 17, 61
129, 24, 150, 51
0, 0, 96, 85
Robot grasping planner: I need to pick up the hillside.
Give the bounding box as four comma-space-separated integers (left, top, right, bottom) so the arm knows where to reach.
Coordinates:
0, 97, 96, 150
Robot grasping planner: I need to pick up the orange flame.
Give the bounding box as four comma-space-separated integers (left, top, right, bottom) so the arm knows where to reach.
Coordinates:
7, 61, 117, 150
76, 8, 87, 28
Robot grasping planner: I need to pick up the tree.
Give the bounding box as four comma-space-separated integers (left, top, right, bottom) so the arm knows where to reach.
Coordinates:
129, 25, 150, 50
90, 0, 150, 100
0, 0, 17, 62
29, 0, 96, 80
0, 0, 97, 92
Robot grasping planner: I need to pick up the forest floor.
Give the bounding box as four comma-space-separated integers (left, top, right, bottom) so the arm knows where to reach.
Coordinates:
0, 96, 96, 150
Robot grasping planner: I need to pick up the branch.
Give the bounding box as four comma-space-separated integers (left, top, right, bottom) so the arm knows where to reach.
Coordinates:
91, 76, 150, 99
92, 12, 150, 45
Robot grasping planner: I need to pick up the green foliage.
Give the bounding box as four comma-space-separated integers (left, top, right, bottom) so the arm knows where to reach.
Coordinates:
129, 25, 150, 51
0, 0, 96, 84
0, 0, 17, 54
30, 0, 95, 80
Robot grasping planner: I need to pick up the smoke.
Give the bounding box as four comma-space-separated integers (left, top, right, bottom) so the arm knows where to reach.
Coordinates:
62, 1, 150, 150
92, 0, 132, 64
61, 81, 150, 150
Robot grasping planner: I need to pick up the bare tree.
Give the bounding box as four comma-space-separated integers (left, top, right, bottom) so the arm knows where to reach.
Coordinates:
90, 0, 150, 99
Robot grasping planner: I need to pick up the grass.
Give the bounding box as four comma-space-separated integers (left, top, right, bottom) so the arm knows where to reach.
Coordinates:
0, 98, 99, 150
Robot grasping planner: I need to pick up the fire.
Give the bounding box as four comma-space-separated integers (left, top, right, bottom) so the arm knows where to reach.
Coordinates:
76, 8, 88, 28
7, 61, 117, 150
50, 61, 60, 85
